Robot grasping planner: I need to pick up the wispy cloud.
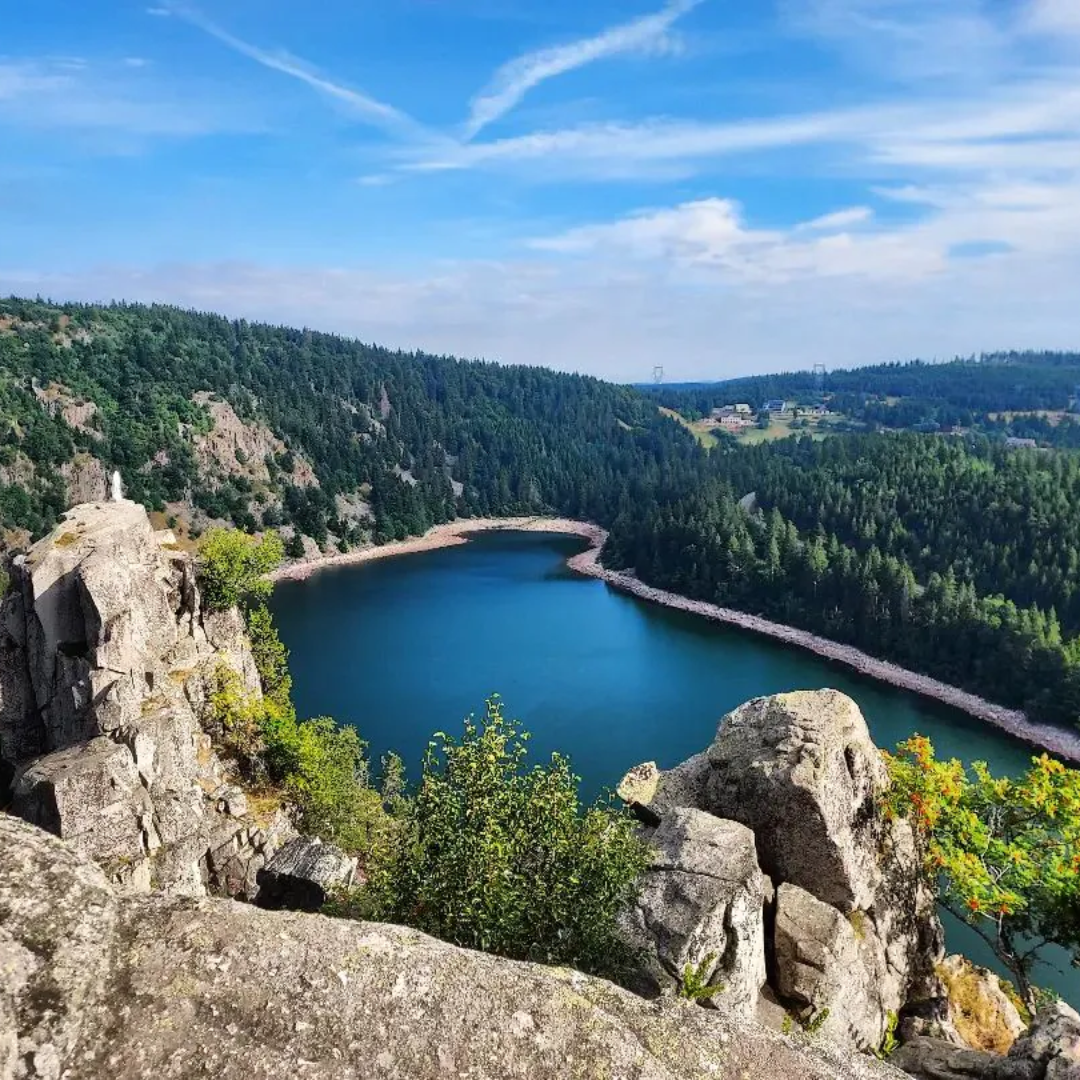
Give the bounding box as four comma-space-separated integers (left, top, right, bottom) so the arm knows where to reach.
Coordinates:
0, 59, 257, 138
463, 0, 703, 139
165, 3, 428, 139
797, 206, 873, 231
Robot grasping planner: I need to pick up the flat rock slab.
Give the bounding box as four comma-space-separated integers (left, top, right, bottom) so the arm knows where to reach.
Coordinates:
1, 813, 908, 1080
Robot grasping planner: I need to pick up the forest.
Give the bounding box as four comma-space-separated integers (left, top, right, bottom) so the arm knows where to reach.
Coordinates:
3, 297, 1080, 731
650, 352, 1080, 444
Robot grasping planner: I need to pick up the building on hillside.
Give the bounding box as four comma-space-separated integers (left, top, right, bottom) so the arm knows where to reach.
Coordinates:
763, 399, 789, 414
711, 403, 753, 419
718, 413, 752, 429
1005, 437, 1038, 449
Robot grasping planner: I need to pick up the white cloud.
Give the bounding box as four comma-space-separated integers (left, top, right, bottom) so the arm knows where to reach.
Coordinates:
5, 248, 1079, 381
165, 3, 427, 139
1026, 0, 1080, 34
0, 60, 257, 138
797, 206, 873, 231
531, 198, 944, 283
463, 0, 703, 139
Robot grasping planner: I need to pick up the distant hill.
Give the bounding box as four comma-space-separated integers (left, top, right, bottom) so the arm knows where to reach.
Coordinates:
646, 352, 1080, 435
0, 297, 697, 550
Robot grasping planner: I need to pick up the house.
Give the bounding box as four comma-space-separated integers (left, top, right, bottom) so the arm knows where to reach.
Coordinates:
734, 403, 752, 415
718, 413, 751, 429
711, 405, 736, 419
1005, 437, 1038, 449
763, 398, 789, 414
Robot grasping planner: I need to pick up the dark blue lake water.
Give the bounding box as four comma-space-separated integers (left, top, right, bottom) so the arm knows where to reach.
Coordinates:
271, 530, 1078, 1004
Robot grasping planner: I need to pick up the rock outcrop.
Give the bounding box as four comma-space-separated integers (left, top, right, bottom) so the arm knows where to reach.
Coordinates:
256, 835, 358, 911
0, 500, 293, 897
0, 813, 908, 1080
936, 954, 1026, 1054
622, 690, 946, 1052
892, 1003, 1080, 1079
621, 808, 768, 1017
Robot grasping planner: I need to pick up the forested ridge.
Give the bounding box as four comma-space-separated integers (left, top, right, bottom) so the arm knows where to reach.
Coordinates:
0, 297, 698, 546
4, 296, 1080, 731
651, 352, 1080, 442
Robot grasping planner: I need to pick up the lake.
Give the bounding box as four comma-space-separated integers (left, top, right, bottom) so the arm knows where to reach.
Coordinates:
271, 530, 1078, 1004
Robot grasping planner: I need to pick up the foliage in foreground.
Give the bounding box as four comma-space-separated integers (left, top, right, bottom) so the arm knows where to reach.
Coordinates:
885, 735, 1080, 1010
340, 697, 651, 977
198, 528, 390, 851
196, 530, 648, 975
197, 528, 284, 611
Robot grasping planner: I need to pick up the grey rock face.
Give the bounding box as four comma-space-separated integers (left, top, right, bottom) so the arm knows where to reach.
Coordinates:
629, 689, 946, 1052
1008, 1003, 1080, 1079
889, 1036, 1037, 1079
703, 690, 887, 912
0, 813, 908, 1080
774, 882, 890, 1050
257, 836, 358, 912
622, 808, 767, 1017
0, 501, 280, 897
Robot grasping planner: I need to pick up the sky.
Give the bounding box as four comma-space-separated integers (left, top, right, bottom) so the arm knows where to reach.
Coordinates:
2, 0, 1080, 380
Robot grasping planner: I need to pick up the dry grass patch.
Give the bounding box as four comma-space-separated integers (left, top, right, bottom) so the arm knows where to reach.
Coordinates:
937, 958, 1025, 1054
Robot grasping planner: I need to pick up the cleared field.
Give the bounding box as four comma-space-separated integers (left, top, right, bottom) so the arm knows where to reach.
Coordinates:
658, 406, 719, 449
735, 413, 839, 444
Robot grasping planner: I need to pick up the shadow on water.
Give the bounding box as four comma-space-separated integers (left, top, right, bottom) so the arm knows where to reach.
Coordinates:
271, 529, 1078, 1005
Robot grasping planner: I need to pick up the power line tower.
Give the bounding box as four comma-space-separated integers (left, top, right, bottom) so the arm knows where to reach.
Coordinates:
653, 365, 664, 386
813, 363, 827, 396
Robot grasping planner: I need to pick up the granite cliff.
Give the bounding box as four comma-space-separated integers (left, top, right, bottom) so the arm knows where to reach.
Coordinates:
0, 500, 292, 897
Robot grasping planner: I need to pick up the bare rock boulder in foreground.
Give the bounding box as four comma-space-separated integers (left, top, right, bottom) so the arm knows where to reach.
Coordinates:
0, 813, 909, 1080
621, 808, 768, 1017
892, 1003, 1080, 1079
622, 689, 946, 1052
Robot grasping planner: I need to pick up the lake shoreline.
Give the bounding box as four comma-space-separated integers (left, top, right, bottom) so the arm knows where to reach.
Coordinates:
271, 517, 1080, 763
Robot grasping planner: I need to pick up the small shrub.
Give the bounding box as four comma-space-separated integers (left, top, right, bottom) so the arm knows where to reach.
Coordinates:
876, 1011, 900, 1059
197, 528, 283, 611
355, 697, 651, 977
678, 953, 724, 1002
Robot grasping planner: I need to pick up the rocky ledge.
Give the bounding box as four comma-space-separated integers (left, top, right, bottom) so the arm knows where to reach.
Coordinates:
0, 813, 907, 1080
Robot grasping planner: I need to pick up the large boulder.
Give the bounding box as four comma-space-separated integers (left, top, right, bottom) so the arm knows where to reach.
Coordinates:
889, 1036, 1036, 1079
774, 882, 889, 1050
890, 1006, 1080, 1080
936, 955, 1026, 1054
1008, 1002, 1080, 1079
621, 808, 768, 1017
0, 813, 908, 1080
0, 501, 278, 897
701, 690, 888, 912
626, 690, 946, 1052
256, 836, 358, 911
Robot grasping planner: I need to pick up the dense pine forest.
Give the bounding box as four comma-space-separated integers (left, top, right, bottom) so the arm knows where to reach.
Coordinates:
4, 297, 1080, 731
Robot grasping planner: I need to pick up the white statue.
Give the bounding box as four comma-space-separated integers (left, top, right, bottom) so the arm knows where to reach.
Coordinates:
111, 470, 123, 502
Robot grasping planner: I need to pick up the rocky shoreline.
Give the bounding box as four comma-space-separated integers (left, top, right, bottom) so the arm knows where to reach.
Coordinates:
271, 517, 1080, 764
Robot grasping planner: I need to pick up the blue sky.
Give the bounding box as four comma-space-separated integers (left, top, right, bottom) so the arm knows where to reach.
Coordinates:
2, 0, 1080, 379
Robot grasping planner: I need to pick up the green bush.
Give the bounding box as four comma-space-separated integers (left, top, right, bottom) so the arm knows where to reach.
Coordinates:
246, 603, 292, 709
197, 528, 283, 611
356, 697, 651, 977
